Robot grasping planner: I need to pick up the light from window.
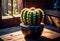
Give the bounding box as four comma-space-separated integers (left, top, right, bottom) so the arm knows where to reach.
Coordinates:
2, 0, 23, 16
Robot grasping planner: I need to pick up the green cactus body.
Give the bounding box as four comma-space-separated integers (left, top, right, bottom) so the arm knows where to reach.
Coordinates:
21, 7, 44, 25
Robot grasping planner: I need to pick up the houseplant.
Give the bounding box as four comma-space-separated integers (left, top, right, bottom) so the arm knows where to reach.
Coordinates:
20, 7, 44, 39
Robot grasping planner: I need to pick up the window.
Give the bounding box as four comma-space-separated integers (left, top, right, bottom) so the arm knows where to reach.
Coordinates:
2, 0, 23, 19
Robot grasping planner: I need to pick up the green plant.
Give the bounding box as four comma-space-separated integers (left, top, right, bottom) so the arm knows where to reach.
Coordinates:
20, 7, 44, 25
13, 0, 18, 15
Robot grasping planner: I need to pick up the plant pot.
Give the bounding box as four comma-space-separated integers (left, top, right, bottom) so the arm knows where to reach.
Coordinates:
20, 23, 44, 39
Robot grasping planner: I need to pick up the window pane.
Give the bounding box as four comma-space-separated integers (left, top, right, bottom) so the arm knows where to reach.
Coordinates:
14, 0, 23, 14
13, 0, 18, 15
2, 0, 12, 16
2, 0, 23, 16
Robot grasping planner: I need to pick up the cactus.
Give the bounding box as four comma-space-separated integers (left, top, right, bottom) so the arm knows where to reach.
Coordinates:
20, 7, 44, 25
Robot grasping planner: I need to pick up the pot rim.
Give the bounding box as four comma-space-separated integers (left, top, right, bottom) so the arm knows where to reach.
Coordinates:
20, 23, 45, 28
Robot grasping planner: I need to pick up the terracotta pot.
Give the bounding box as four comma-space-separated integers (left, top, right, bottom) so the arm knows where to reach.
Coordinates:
20, 23, 44, 39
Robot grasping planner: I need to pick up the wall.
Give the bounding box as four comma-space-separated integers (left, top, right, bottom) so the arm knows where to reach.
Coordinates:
1, 17, 20, 29
23, 0, 54, 9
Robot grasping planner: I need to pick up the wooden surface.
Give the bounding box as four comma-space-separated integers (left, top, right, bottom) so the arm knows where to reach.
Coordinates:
44, 10, 60, 28
0, 26, 60, 41
44, 10, 60, 17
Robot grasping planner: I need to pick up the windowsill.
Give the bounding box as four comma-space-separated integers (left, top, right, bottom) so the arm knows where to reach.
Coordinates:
44, 10, 60, 17
2, 14, 20, 19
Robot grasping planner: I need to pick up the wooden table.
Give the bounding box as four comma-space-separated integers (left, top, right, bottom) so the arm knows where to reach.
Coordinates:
0, 25, 60, 41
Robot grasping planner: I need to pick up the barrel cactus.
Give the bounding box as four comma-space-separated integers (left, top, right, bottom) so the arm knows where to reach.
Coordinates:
20, 7, 44, 25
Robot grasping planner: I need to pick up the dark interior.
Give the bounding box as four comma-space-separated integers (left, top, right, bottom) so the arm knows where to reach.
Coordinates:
0, 0, 60, 41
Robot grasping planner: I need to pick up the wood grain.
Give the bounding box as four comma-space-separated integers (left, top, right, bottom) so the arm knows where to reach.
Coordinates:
0, 26, 60, 41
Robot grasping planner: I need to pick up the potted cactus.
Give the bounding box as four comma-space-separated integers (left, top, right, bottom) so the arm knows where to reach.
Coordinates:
20, 7, 44, 39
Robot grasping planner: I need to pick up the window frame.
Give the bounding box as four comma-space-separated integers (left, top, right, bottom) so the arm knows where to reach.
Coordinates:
1, 0, 23, 19
0, 0, 21, 28
0, 0, 2, 20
